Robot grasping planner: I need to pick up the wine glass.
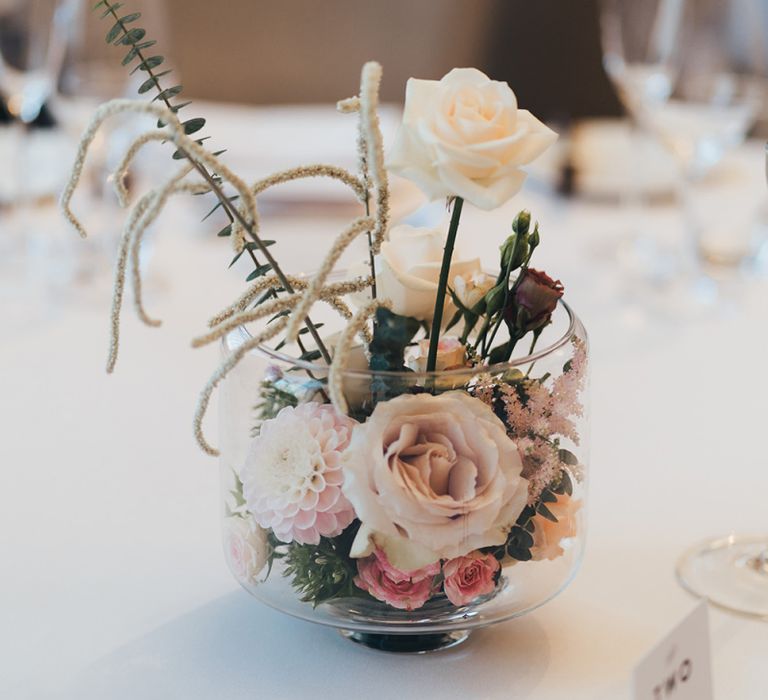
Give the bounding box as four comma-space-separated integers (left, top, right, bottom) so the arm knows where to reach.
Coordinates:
0, 0, 76, 123
642, 0, 768, 279
599, 0, 682, 286
674, 144, 768, 618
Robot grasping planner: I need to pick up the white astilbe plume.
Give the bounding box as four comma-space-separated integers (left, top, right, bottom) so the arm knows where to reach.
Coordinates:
60, 98, 259, 252
106, 165, 197, 372
251, 164, 366, 202
129, 179, 210, 328
358, 61, 390, 253
194, 316, 290, 455
284, 216, 374, 343
111, 130, 172, 206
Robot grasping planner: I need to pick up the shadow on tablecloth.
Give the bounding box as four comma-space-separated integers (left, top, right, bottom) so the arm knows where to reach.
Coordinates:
59, 590, 551, 700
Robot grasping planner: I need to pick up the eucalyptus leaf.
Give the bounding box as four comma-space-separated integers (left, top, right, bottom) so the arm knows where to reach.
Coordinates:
121, 40, 157, 65
245, 264, 272, 282
182, 117, 206, 135
119, 12, 141, 25
153, 85, 183, 102
134, 55, 164, 72
117, 27, 146, 45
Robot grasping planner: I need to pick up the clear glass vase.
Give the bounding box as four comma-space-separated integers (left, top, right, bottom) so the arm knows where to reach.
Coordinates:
218, 300, 589, 653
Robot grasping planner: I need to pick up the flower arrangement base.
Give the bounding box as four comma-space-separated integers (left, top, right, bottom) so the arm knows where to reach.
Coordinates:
338, 629, 470, 653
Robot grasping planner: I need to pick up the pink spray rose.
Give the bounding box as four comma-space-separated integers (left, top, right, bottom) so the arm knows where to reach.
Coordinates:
354, 548, 440, 611
241, 402, 357, 545
442, 551, 500, 606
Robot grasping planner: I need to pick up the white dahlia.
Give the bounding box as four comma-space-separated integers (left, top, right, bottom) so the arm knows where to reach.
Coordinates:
241, 402, 357, 545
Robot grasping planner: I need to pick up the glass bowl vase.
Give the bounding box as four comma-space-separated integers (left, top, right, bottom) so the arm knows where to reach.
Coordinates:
218, 300, 589, 653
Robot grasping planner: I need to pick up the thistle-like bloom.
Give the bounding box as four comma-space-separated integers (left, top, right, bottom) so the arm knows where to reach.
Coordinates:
241, 403, 357, 544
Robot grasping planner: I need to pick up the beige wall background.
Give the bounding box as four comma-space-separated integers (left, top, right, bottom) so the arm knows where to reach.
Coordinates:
163, 0, 622, 119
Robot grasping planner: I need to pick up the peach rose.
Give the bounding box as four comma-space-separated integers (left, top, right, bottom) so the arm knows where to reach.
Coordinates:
342, 392, 528, 570
531, 494, 581, 561
442, 551, 500, 606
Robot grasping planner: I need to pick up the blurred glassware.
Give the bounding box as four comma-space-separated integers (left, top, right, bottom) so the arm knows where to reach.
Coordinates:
0, 0, 76, 123
599, 0, 682, 286
601, 0, 768, 309
646, 0, 768, 277
674, 151, 768, 619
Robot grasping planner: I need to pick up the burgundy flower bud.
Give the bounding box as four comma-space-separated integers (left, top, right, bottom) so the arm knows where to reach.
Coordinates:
507, 268, 564, 333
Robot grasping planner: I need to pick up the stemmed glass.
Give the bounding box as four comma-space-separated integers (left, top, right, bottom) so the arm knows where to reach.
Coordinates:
600, 0, 768, 311
674, 145, 768, 618
599, 0, 680, 282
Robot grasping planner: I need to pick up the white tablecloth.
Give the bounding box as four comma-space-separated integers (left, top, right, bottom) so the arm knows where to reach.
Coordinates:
2, 105, 767, 699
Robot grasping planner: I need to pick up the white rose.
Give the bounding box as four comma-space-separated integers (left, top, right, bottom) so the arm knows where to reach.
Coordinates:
374, 223, 481, 322
387, 68, 557, 210
454, 270, 496, 310
342, 392, 528, 570
224, 515, 269, 584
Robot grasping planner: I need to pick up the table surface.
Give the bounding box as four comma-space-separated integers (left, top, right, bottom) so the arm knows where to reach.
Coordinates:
2, 104, 767, 700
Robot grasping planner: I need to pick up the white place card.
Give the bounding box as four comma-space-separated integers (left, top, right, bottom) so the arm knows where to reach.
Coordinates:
632, 601, 713, 700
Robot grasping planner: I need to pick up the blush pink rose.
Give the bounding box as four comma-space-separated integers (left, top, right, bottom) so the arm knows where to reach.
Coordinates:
442, 551, 500, 606
354, 548, 440, 610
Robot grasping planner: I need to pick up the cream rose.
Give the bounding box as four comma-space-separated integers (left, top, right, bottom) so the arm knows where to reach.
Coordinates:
454, 270, 495, 310
342, 392, 528, 570
224, 515, 269, 584
374, 223, 481, 321
387, 68, 557, 210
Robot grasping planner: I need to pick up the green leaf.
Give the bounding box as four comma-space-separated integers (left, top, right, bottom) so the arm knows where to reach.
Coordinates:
119, 12, 141, 25
131, 55, 164, 73
117, 27, 146, 45
170, 101, 192, 113
99, 3, 121, 17
121, 40, 157, 65
122, 28, 148, 46
218, 224, 233, 238
368, 307, 420, 373
93, 1, 109, 10
539, 488, 557, 503
153, 85, 183, 102
137, 71, 171, 94
105, 21, 125, 43
444, 306, 463, 333
202, 194, 239, 221
182, 117, 206, 135
537, 504, 558, 523
488, 341, 512, 365
245, 264, 272, 282
558, 448, 579, 466
172, 136, 210, 160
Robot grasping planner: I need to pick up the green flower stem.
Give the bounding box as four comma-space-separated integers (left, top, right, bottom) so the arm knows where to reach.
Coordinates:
426, 197, 464, 373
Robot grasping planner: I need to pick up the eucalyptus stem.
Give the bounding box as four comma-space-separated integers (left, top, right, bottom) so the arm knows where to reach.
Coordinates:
100, 0, 331, 365
426, 197, 464, 373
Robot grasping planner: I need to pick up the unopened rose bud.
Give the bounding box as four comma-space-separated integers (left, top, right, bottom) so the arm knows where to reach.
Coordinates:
506, 268, 564, 333
484, 282, 508, 315
512, 210, 531, 236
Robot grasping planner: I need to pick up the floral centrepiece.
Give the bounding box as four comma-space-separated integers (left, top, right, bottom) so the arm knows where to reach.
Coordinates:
63, 4, 588, 634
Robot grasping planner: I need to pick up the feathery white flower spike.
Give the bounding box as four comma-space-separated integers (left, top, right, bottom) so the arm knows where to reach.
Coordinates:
328, 298, 392, 413
195, 279, 373, 349
193, 316, 290, 456
284, 216, 375, 343
251, 164, 367, 202
359, 61, 390, 253
129, 173, 207, 328
111, 130, 172, 207
61, 99, 182, 239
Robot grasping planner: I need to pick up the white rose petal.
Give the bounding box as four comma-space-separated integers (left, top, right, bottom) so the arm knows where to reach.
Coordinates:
363, 223, 481, 321
388, 68, 558, 210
